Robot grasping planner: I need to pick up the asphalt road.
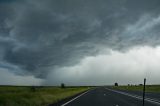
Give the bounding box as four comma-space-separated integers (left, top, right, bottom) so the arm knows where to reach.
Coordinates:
113, 88, 160, 101
61, 87, 160, 106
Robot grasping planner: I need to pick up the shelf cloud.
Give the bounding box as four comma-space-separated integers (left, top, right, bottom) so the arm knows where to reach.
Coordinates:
0, 0, 160, 85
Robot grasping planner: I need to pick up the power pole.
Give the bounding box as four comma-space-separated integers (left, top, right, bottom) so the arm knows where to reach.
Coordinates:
143, 78, 146, 106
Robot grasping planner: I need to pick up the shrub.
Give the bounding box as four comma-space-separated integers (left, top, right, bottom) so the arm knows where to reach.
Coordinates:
61, 83, 65, 88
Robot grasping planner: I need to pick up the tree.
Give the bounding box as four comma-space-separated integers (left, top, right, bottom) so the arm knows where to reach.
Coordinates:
115, 82, 118, 86
61, 83, 65, 88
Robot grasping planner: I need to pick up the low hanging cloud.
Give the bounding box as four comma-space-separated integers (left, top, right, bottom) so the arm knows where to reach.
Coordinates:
0, 0, 160, 85
0, 67, 42, 85
45, 46, 160, 86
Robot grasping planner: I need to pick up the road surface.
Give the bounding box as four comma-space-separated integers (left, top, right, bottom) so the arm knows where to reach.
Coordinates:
60, 87, 160, 106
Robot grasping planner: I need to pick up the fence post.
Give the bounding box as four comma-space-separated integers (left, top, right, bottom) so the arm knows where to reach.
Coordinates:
143, 78, 146, 106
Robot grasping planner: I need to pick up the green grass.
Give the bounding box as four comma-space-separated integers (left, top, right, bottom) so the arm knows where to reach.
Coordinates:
0, 86, 90, 106
112, 85, 160, 93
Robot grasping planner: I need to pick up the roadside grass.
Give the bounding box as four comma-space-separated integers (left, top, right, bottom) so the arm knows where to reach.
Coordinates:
112, 85, 160, 93
0, 86, 90, 106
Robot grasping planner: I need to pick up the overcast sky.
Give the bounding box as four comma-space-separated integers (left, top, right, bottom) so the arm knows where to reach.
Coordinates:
0, 0, 160, 86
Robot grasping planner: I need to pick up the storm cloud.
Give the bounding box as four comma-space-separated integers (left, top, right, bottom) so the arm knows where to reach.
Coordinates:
0, 0, 160, 85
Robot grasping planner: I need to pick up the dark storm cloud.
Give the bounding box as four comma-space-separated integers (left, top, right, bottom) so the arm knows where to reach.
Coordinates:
1, 0, 160, 79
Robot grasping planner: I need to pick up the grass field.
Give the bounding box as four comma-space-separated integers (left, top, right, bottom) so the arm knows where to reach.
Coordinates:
112, 85, 160, 93
0, 86, 90, 106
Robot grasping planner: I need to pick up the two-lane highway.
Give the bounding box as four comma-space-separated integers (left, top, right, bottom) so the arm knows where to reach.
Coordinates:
61, 87, 160, 106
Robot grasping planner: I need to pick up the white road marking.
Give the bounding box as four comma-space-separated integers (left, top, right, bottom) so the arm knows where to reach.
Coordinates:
61, 90, 90, 106
106, 88, 160, 105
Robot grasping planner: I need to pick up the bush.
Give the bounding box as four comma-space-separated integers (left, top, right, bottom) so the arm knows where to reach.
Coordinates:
61, 83, 65, 88
115, 82, 118, 86
30, 86, 36, 92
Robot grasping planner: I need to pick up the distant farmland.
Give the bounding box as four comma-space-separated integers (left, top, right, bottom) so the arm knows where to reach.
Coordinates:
112, 85, 160, 93
0, 86, 89, 106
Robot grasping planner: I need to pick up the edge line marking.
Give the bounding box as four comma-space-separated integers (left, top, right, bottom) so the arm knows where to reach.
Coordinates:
105, 88, 160, 105
61, 89, 91, 106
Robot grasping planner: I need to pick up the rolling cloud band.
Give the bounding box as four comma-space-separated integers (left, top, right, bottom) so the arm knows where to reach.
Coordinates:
0, 0, 160, 85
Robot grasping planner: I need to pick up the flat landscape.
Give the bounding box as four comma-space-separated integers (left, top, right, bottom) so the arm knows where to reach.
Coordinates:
56, 86, 160, 106
0, 86, 89, 106
1, 1, 160, 106
1, 85, 160, 106
112, 85, 160, 93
